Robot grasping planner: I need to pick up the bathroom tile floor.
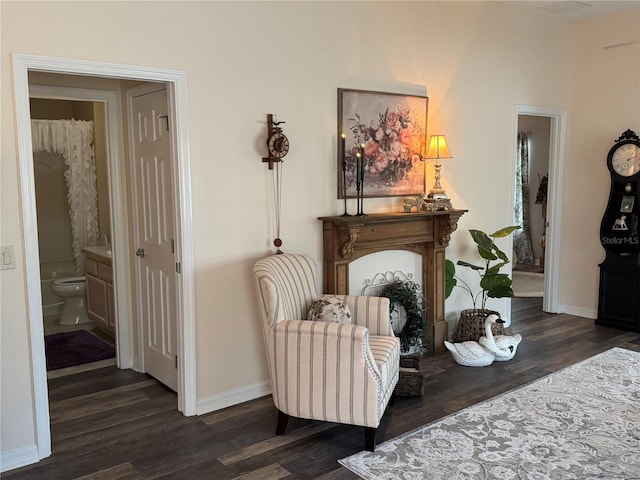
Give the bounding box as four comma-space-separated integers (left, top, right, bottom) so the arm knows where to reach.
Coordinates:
44, 314, 114, 343
43, 314, 98, 336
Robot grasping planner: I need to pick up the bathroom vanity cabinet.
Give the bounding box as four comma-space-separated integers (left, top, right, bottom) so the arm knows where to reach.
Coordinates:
83, 246, 115, 337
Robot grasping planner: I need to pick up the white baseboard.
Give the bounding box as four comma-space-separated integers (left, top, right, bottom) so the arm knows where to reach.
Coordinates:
0, 444, 40, 473
559, 304, 597, 319
196, 380, 272, 415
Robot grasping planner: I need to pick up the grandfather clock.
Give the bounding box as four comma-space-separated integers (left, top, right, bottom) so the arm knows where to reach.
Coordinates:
597, 129, 640, 331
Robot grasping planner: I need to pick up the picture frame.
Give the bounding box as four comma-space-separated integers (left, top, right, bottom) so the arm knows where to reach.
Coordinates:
338, 88, 428, 198
621, 195, 635, 213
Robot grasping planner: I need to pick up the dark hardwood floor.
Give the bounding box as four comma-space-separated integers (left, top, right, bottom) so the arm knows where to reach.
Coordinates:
4, 298, 639, 480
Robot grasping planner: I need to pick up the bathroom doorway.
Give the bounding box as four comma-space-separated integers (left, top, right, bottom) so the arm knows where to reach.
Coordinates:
30, 94, 117, 373
13, 54, 196, 461
29, 84, 126, 366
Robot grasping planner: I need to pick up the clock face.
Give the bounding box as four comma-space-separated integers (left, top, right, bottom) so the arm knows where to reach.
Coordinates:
610, 141, 640, 178
268, 132, 289, 159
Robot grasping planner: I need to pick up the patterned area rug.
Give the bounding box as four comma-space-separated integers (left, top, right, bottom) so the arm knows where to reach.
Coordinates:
340, 348, 640, 479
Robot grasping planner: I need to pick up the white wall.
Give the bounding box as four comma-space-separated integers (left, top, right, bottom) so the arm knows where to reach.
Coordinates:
561, 10, 640, 318
1, 1, 638, 468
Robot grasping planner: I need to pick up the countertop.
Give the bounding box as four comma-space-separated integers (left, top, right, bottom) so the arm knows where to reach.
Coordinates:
82, 245, 112, 263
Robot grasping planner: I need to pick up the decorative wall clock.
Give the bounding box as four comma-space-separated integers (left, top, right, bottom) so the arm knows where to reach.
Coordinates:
262, 114, 289, 169
597, 129, 640, 332
261, 114, 289, 254
607, 129, 640, 180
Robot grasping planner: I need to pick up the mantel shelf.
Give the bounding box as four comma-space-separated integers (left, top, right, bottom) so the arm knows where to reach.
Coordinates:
318, 209, 467, 353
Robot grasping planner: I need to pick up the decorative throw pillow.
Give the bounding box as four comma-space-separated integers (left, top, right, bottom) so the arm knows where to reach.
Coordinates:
307, 296, 352, 324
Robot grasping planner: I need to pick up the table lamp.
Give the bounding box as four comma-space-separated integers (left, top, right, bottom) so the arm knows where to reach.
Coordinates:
424, 134, 452, 198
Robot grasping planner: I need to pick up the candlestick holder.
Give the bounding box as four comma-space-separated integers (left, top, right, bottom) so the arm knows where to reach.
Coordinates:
357, 185, 366, 216
357, 145, 366, 216
355, 152, 363, 215
340, 134, 351, 217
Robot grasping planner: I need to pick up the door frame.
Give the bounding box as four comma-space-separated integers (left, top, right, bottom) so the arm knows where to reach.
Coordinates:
514, 105, 567, 313
12, 53, 196, 461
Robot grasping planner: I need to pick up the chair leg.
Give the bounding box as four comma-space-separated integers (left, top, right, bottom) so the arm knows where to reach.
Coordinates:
275, 410, 289, 435
365, 427, 376, 452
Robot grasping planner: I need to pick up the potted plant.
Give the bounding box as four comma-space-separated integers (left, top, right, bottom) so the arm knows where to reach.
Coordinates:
381, 279, 426, 397
382, 279, 426, 354
445, 225, 520, 342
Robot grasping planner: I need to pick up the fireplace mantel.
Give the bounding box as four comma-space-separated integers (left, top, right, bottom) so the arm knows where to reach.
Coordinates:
318, 210, 466, 353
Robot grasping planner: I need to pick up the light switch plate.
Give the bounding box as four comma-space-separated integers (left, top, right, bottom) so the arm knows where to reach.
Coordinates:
1, 246, 16, 270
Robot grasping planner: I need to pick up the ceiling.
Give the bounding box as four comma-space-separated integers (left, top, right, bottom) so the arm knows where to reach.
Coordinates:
502, 0, 640, 22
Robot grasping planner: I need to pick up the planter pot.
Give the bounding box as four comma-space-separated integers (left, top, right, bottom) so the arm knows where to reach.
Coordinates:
453, 309, 504, 342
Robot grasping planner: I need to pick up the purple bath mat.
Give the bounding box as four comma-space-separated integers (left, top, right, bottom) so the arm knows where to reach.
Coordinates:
45, 330, 115, 371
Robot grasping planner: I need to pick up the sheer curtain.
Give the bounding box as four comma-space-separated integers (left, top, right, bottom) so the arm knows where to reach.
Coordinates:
513, 132, 534, 265
31, 119, 98, 272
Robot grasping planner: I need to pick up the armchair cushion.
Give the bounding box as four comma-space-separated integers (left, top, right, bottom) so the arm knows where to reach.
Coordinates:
307, 295, 352, 324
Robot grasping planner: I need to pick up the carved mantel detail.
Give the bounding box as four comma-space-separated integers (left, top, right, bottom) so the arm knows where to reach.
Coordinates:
319, 210, 467, 353
436, 214, 462, 246
339, 225, 361, 258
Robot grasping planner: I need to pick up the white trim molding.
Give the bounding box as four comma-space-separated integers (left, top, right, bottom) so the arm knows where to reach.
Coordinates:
560, 305, 597, 319
0, 445, 40, 473
11, 53, 197, 465
196, 381, 272, 416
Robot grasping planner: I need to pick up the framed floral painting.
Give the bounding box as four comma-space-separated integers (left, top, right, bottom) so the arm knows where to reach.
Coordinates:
338, 88, 428, 198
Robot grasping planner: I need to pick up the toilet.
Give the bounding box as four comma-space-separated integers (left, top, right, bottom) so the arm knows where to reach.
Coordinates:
51, 276, 91, 325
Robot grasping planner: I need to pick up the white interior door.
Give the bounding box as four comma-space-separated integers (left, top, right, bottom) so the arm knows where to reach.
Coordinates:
129, 84, 178, 391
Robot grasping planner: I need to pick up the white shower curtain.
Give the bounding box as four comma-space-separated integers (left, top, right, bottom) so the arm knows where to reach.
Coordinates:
513, 132, 534, 265
31, 119, 98, 272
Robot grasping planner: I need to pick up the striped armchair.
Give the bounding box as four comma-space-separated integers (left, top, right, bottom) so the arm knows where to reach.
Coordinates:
253, 253, 400, 451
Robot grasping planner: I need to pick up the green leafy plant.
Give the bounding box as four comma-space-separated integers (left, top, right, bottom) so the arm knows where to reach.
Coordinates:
445, 226, 521, 311
382, 280, 426, 353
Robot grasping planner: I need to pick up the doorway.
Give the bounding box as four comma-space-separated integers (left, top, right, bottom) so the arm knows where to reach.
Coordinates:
512, 115, 550, 298
512, 105, 567, 315
29, 93, 117, 372
12, 54, 196, 461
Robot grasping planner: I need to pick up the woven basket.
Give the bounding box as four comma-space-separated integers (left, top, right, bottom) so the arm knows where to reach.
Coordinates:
394, 354, 423, 397
453, 309, 504, 342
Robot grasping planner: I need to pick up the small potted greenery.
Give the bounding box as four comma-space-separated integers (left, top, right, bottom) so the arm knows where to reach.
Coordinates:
382, 279, 426, 354
445, 225, 520, 341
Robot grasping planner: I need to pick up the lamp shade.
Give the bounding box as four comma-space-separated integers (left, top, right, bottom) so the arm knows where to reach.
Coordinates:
425, 135, 453, 160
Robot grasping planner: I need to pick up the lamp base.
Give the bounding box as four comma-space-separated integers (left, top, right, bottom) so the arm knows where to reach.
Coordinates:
428, 188, 448, 197
429, 162, 448, 198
